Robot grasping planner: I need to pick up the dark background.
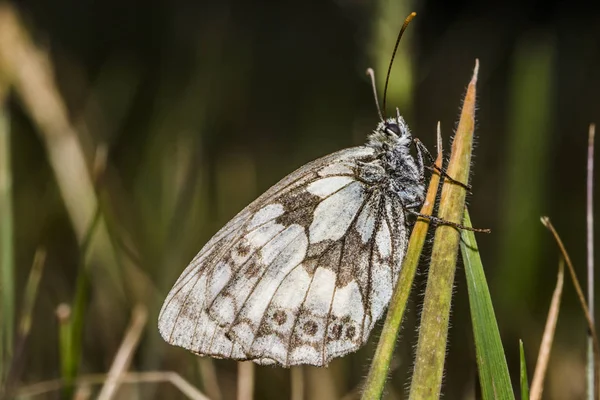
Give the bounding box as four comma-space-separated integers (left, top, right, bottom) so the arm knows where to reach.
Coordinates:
5, 0, 600, 398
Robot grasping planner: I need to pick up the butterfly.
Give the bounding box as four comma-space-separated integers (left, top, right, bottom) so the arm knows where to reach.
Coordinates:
158, 12, 445, 367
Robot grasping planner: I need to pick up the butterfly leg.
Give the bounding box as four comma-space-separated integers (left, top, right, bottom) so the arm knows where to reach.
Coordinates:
413, 136, 427, 184
413, 138, 472, 193
406, 209, 490, 233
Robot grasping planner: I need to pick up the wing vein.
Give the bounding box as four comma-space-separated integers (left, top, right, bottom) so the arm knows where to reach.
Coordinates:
384, 198, 396, 288
205, 224, 286, 313
285, 265, 319, 367
360, 193, 385, 340
243, 177, 354, 236
225, 227, 307, 333
321, 190, 374, 364
168, 265, 205, 342
245, 256, 306, 358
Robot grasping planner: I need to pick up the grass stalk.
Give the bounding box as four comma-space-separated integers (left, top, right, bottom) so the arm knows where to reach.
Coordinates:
236, 362, 254, 400
56, 304, 74, 397
520, 340, 530, 400
361, 123, 445, 399
541, 216, 600, 400
98, 305, 148, 400
0, 86, 13, 385
461, 209, 514, 399
15, 371, 210, 400
16, 249, 46, 341
290, 366, 304, 400
588, 123, 596, 400
2, 249, 46, 398
0, 2, 125, 298
305, 367, 338, 400
409, 60, 479, 399
197, 358, 222, 400
68, 207, 102, 387
530, 258, 564, 400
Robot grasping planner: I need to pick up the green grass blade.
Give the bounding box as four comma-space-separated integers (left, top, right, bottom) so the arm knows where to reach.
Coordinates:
520, 340, 530, 400
1, 249, 46, 398
56, 304, 74, 398
362, 125, 445, 399
0, 90, 13, 385
496, 36, 554, 316
409, 61, 479, 400
17, 249, 46, 340
69, 269, 90, 385
461, 209, 514, 400
60, 207, 102, 399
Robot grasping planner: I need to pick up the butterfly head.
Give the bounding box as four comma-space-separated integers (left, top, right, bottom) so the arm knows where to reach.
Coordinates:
367, 112, 425, 208
368, 113, 412, 151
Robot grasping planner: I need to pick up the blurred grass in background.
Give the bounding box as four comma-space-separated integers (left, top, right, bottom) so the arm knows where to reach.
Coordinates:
1, 0, 599, 399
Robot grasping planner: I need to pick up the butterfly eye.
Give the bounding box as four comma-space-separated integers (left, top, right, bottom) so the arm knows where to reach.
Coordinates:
385, 123, 401, 135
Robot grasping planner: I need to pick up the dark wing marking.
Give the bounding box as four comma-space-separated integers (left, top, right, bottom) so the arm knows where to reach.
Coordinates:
158, 147, 378, 362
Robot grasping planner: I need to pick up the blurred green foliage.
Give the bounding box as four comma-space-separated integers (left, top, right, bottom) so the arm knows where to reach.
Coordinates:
2, 0, 599, 399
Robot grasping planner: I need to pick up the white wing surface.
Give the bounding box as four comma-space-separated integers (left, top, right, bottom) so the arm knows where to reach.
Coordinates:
158, 146, 409, 366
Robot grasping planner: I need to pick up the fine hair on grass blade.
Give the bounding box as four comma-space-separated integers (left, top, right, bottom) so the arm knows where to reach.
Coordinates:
409, 60, 479, 400
520, 340, 530, 400
461, 209, 514, 400
541, 216, 600, 400
587, 123, 596, 400
361, 122, 445, 399
530, 258, 564, 400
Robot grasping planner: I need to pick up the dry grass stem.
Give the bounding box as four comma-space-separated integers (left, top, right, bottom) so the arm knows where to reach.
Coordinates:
97, 305, 148, 400
306, 366, 337, 400
197, 357, 222, 400
15, 371, 210, 399
291, 366, 305, 400
236, 361, 254, 400
588, 123, 596, 400
530, 258, 564, 400
0, 3, 131, 302
73, 384, 92, 400
0, 3, 98, 239
541, 216, 600, 400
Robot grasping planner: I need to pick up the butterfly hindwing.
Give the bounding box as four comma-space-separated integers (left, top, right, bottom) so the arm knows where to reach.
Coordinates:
158, 146, 409, 366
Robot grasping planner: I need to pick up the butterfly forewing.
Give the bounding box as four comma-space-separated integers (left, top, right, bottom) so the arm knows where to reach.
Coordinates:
158, 145, 409, 366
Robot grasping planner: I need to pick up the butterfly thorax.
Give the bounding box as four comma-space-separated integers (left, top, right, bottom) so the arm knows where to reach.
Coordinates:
367, 117, 426, 210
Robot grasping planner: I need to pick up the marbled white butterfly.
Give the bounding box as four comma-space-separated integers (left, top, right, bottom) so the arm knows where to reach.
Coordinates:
158, 12, 464, 367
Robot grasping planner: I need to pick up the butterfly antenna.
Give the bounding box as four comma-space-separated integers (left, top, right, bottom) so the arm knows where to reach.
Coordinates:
382, 12, 417, 118
366, 68, 384, 122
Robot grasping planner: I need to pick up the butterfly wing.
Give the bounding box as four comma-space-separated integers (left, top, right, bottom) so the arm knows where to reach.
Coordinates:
158, 146, 409, 366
